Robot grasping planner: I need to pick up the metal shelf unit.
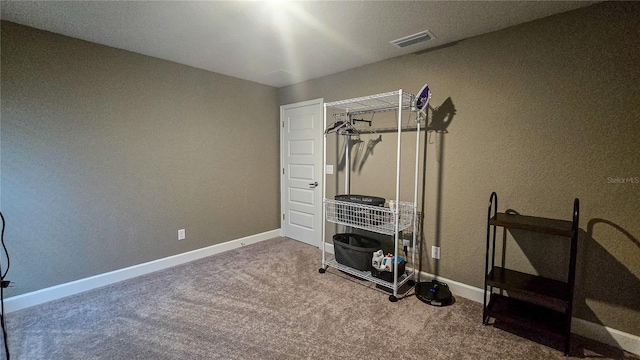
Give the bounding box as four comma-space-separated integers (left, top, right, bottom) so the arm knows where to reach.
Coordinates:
319, 90, 421, 302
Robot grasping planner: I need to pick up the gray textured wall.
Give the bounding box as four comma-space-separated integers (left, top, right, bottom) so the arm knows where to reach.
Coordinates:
1, 21, 280, 296
280, 2, 640, 336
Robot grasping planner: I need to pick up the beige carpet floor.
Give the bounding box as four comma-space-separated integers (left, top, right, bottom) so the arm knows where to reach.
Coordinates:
3, 237, 637, 359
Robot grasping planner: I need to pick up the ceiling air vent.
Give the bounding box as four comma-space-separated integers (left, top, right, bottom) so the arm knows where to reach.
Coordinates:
390, 30, 435, 48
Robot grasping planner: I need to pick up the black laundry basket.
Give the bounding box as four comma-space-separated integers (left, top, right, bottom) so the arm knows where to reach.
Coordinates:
333, 233, 381, 271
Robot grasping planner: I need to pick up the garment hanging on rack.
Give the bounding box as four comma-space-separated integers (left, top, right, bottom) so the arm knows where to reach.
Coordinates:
325, 120, 359, 137
325, 120, 346, 134
338, 126, 359, 136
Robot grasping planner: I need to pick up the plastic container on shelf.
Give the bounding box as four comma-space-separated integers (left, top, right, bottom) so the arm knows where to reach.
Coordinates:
371, 260, 406, 282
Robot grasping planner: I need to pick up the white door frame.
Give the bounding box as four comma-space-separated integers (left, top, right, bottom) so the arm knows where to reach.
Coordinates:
280, 98, 324, 248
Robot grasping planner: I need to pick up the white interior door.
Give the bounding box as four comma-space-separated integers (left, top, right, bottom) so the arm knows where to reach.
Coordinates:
281, 98, 323, 247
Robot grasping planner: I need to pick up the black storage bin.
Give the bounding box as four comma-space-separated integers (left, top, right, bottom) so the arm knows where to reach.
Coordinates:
333, 233, 381, 271
335, 194, 385, 206
335, 194, 386, 225
371, 260, 406, 282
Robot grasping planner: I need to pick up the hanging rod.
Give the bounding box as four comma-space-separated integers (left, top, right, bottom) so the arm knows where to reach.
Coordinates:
356, 126, 424, 134
332, 105, 413, 117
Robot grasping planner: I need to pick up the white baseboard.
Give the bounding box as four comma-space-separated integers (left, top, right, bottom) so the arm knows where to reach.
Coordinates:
412, 269, 639, 356
572, 317, 640, 356
323, 242, 334, 254
5, 229, 280, 314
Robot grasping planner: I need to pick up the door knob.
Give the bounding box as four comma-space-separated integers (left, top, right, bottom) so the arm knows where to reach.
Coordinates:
309, 181, 318, 188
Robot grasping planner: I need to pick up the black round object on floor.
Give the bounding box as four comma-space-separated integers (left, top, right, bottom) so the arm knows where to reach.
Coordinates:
415, 280, 453, 306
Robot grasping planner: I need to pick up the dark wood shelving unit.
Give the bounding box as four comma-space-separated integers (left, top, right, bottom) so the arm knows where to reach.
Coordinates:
483, 193, 579, 356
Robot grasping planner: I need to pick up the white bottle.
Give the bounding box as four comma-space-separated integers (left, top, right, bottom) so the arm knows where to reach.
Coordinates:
388, 200, 396, 223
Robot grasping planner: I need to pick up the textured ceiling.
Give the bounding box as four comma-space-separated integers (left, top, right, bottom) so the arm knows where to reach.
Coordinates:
1, 1, 596, 88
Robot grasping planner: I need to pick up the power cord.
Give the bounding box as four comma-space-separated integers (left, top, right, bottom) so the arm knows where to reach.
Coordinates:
0, 210, 10, 360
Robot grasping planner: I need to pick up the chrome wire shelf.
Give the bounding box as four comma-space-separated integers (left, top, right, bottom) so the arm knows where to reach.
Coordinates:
321, 88, 422, 302
324, 199, 414, 235
325, 256, 412, 289
325, 90, 414, 114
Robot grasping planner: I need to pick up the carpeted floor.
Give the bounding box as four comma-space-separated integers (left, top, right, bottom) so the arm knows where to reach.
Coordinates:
4, 237, 638, 359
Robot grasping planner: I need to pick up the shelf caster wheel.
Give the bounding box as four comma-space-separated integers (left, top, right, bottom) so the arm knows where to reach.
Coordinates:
389, 295, 398, 302
407, 280, 416, 287
318, 268, 326, 274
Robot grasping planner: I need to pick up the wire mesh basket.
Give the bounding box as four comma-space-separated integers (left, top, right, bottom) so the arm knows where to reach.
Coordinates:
324, 199, 414, 235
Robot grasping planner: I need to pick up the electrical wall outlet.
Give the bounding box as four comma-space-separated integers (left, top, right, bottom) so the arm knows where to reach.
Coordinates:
432, 246, 440, 259
402, 239, 411, 248
178, 229, 186, 241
